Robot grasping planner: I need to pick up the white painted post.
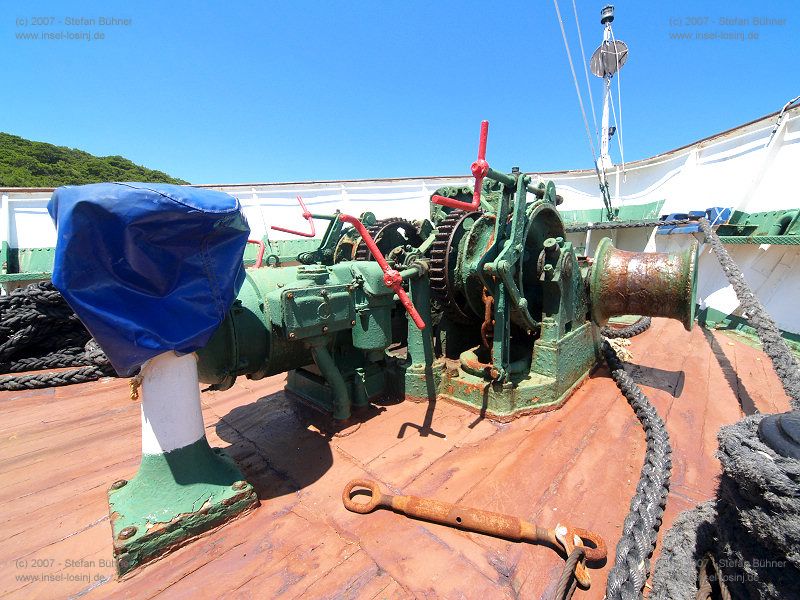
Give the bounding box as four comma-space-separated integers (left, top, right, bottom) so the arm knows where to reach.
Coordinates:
139, 351, 206, 455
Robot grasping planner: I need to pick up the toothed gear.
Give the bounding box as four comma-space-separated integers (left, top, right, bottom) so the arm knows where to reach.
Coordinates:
429, 209, 482, 323
353, 218, 423, 262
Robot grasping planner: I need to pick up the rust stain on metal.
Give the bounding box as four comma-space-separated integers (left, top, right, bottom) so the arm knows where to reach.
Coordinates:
118, 526, 137, 540
481, 287, 494, 348
592, 241, 697, 329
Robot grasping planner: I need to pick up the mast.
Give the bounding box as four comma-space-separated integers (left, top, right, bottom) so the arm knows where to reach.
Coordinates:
598, 7, 614, 177
590, 5, 628, 220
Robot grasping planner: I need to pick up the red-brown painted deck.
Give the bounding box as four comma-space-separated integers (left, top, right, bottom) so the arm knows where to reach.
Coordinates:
0, 319, 791, 599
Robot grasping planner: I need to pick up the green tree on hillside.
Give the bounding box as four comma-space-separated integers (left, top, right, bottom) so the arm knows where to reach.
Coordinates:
0, 133, 189, 187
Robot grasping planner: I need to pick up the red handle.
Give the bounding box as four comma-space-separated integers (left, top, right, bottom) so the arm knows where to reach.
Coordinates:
432, 120, 489, 211
271, 195, 317, 237
338, 214, 426, 330
246, 239, 266, 268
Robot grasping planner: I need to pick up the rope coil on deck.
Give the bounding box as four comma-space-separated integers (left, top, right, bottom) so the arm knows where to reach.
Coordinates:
651, 416, 800, 599
0, 281, 114, 390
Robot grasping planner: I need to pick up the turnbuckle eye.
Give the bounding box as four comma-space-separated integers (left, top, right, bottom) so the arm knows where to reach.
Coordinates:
342, 479, 383, 514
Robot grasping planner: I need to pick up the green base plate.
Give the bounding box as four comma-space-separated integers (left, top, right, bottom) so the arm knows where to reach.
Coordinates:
108, 438, 258, 577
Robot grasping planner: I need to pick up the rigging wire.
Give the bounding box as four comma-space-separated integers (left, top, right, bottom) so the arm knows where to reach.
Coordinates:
767, 93, 800, 146
552, 0, 614, 220
571, 0, 599, 140
552, 0, 597, 161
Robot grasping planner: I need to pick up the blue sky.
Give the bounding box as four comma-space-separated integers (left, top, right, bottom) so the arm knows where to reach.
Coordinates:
2, 1, 798, 184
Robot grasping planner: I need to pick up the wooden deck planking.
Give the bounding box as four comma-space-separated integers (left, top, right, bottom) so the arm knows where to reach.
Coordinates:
0, 319, 792, 599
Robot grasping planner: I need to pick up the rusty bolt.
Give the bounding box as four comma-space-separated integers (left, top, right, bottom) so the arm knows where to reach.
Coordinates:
118, 526, 137, 540
322, 326, 329, 333
232, 480, 247, 491
110, 479, 128, 491
286, 292, 294, 300
288, 332, 296, 339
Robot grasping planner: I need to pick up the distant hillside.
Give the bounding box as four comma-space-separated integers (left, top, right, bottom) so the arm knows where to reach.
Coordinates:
0, 133, 189, 187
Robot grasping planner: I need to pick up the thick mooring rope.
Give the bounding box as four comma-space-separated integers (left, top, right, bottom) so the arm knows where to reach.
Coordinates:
601, 317, 652, 339
602, 338, 673, 600
0, 281, 114, 390
698, 218, 800, 409
649, 218, 800, 599
651, 416, 800, 599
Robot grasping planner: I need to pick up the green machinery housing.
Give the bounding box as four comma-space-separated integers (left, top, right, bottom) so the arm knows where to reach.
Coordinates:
197, 164, 698, 421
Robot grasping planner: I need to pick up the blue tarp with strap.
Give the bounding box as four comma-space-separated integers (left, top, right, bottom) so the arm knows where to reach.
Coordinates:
48, 182, 250, 376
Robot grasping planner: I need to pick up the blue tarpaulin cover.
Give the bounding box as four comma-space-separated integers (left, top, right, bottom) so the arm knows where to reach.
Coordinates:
48, 182, 250, 376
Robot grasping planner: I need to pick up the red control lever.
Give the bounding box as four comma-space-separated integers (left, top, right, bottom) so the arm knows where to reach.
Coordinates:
338, 214, 426, 330
431, 120, 490, 211
246, 239, 266, 268
271, 195, 317, 237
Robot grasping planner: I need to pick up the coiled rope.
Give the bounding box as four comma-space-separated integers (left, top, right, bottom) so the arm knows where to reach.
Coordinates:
649, 218, 800, 599
0, 281, 114, 391
651, 416, 800, 599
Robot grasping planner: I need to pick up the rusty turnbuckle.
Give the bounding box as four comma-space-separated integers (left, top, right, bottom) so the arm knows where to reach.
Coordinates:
342, 479, 606, 588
